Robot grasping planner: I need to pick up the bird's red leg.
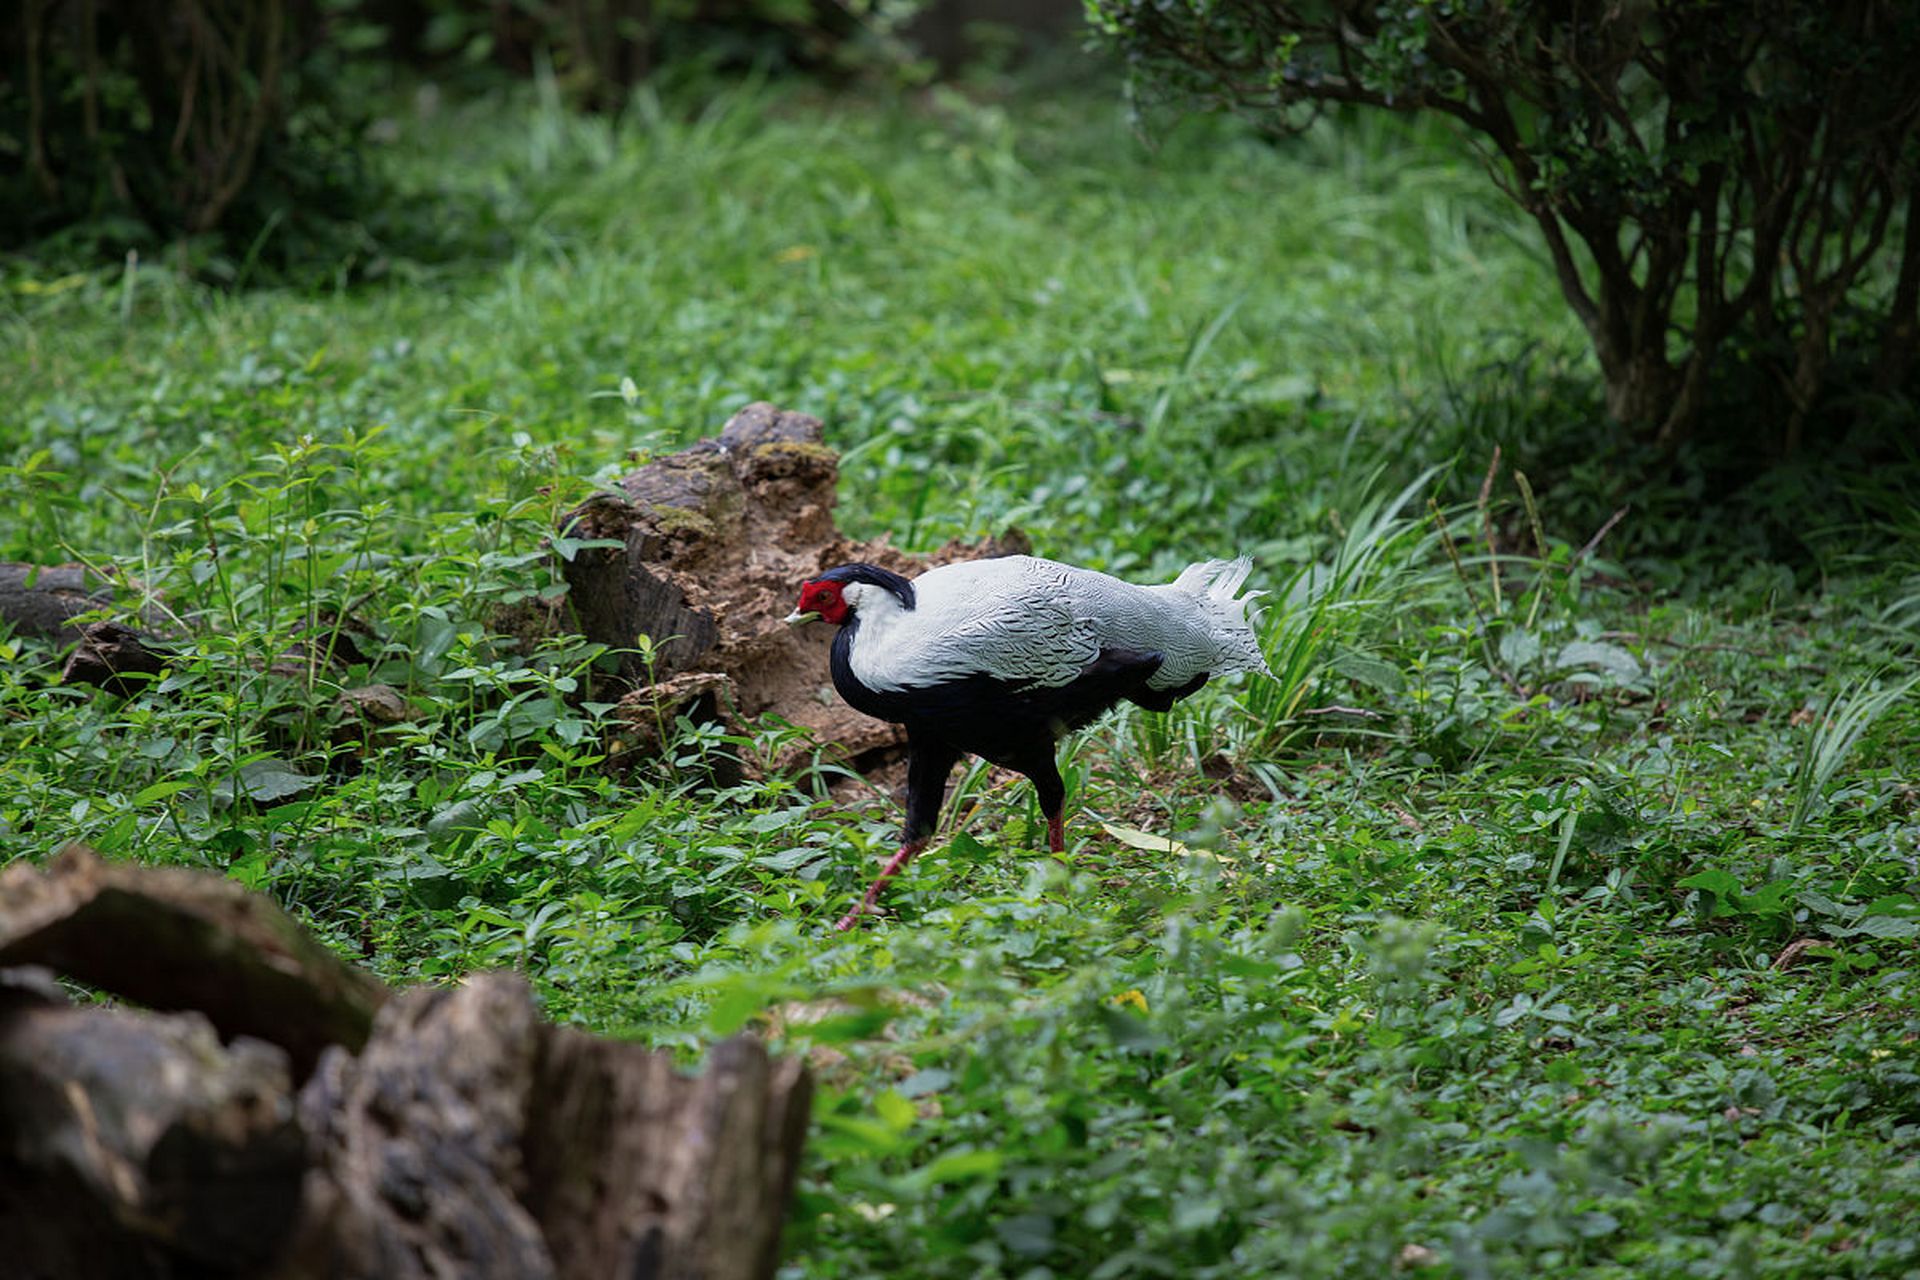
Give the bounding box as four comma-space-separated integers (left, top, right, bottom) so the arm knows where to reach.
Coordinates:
1046, 811, 1066, 854
835, 839, 928, 932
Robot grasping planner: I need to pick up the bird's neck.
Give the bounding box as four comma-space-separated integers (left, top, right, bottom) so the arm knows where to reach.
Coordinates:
841, 591, 925, 694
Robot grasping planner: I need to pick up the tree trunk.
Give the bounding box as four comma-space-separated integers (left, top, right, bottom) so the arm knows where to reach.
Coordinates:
0, 844, 388, 1079
0, 975, 307, 1279
1600, 345, 1682, 442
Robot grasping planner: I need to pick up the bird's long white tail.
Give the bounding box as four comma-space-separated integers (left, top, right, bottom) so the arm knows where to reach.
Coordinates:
1170, 556, 1272, 678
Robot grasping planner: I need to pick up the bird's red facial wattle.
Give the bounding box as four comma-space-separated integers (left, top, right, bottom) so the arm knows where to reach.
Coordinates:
787, 579, 851, 626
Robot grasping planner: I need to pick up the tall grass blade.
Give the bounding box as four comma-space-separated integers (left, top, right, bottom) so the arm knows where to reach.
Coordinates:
1791, 670, 1920, 833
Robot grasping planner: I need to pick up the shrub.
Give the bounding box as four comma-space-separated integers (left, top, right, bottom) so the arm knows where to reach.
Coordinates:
1, 0, 383, 272
1088, 0, 1920, 451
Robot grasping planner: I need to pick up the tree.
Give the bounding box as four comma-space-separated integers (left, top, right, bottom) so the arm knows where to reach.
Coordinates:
1089, 0, 1920, 450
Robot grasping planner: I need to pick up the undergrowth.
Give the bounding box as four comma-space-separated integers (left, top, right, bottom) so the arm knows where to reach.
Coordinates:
4, 75, 1918, 1279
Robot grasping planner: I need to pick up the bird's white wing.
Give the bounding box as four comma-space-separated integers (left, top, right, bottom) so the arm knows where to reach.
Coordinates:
927, 559, 1104, 686
846, 554, 1269, 693
847, 557, 1103, 691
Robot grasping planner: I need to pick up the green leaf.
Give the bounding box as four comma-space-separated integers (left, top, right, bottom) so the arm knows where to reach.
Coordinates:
1498, 627, 1542, 668
426, 798, 485, 842
1554, 640, 1643, 683
947, 831, 993, 862
706, 983, 768, 1036
1839, 915, 1920, 940
791, 1009, 893, 1045
1173, 1193, 1224, 1231
995, 1213, 1055, 1258
753, 846, 827, 872
1677, 869, 1743, 896
912, 1147, 1003, 1187
1101, 821, 1193, 857
1332, 647, 1404, 693
874, 1089, 917, 1132
214, 759, 317, 806
132, 779, 197, 805
549, 535, 625, 561
814, 1114, 905, 1157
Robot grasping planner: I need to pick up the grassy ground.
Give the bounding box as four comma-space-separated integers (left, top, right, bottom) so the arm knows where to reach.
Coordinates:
5, 72, 1919, 1278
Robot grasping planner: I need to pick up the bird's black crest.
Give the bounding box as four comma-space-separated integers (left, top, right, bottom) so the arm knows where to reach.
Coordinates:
817, 563, 916, 610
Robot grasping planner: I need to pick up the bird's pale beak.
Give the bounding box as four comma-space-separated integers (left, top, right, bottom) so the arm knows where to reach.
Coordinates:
784, 609, 821, 627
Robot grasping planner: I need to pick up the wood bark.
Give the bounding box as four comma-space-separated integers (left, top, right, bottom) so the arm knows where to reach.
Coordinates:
0, 850, 811, 1280
560, 401, 1028, 768
62, 620, 177, 696
0, 973, 306, 1280
0, 562, 118, 640
0, 845, 388, 1079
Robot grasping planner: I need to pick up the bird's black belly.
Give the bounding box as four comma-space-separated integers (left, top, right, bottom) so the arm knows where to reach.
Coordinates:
831, 628, 1170, 766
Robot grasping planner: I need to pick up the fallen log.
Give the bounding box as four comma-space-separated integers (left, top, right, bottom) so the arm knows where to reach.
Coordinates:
560, 401, 1027, 766
62, 619, 177, 696
0, 845, 387, 1078
2, 567, 178, 695
0, 852, 812, 1280
0, 973, 305, 1279
0, 562, 118, 640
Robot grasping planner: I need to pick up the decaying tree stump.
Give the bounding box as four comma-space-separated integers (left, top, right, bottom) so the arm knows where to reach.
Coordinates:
0, 849, 812, 1280
0, 973, 306, 1279
559, 402, 1027, 767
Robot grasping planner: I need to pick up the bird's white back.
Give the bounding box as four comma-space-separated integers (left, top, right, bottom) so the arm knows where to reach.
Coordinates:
842, 555, 1270, 693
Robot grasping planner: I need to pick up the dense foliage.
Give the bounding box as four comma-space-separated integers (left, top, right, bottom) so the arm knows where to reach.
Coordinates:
5, 81, 1919, 1277
1089, 0, 1920, 451
1, 0, 380, 274
1, 0, 920, 273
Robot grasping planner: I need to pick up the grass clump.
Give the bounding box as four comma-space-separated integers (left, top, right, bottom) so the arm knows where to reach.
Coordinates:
4, 75, 1919, 1279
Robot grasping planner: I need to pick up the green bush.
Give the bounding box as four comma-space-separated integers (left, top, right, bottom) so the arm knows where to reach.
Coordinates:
1, 0, 387, 277
0, 0, 926, 274
1089, 0, 1920, 451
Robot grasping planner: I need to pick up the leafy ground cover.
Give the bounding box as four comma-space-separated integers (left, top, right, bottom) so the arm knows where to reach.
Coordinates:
4, 71, 1918, 1278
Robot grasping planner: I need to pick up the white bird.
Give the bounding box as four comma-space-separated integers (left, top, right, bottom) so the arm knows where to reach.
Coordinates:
785, 554, 1271, 928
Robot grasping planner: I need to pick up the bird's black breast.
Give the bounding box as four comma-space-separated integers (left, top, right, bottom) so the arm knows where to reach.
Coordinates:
830, 629, 1173, 769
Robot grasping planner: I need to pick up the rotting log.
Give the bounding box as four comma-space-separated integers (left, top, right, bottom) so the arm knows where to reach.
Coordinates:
523, 1022, 812, 1280
0, 972, 306, 1280
0, 562, 117, 640
559, 401, 1027, 766
0, 562, 369, 699
289, 975, 813, 1280
1, 567, 176, 693
0, 851, 813, 1280
0, 845, 387, 1079
62, 619, 177, 696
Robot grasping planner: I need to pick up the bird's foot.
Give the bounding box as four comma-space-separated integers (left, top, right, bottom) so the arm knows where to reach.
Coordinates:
834, 838, 928, 932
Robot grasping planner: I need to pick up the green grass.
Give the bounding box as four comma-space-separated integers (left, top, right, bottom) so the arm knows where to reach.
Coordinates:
5, 72, 1920, 1279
